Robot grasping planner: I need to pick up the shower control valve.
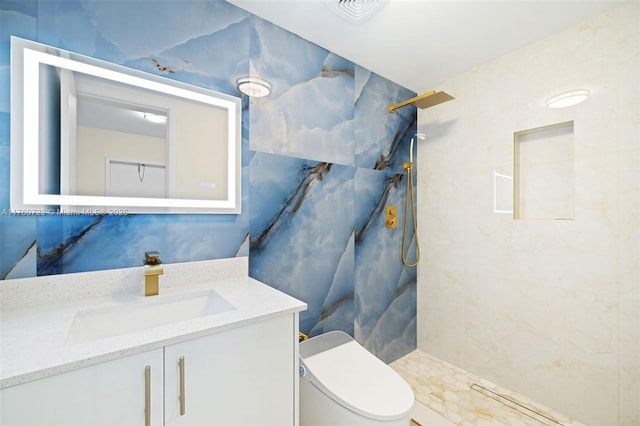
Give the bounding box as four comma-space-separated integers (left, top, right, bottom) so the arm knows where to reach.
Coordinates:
386, 205, 397, 229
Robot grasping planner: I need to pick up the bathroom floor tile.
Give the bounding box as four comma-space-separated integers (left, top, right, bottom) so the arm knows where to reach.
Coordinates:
391, 350, 589, 426
411, 400, 456, 426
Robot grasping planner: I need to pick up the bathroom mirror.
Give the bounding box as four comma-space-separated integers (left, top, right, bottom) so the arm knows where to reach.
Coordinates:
10, 37, 241, 214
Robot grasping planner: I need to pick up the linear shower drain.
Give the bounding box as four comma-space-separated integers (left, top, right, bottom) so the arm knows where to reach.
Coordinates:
470, 383, 562, 425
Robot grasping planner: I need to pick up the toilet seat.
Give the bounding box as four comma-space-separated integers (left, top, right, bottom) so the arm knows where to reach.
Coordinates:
300, 332, 414, 421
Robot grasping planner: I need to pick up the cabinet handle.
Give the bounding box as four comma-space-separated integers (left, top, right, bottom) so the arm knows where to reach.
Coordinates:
145, 366, 151, 426
179, 356, 186, 416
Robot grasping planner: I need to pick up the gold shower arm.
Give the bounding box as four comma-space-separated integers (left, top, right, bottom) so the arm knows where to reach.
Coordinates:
389, 90, 436, 113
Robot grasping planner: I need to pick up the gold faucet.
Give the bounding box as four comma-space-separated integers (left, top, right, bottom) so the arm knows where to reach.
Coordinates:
144, 251, 164, 296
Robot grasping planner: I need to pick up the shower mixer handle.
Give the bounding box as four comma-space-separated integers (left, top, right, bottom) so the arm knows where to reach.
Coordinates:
386, 206, 397, 229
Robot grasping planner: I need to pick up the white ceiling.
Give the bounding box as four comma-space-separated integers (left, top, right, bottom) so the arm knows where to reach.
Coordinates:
227, 0, 627, 93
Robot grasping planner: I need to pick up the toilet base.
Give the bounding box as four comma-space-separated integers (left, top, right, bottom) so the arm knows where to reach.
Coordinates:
300, 378, 412, 426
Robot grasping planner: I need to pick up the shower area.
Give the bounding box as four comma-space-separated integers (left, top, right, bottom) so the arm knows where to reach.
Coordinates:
402, 3, 639, 426
387, 90, 583, 425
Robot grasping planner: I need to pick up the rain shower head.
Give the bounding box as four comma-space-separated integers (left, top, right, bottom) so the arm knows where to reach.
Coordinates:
388, 90, 455, 113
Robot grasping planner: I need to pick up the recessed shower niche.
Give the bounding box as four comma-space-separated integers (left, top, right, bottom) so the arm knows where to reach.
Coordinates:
514, 121, 575, 220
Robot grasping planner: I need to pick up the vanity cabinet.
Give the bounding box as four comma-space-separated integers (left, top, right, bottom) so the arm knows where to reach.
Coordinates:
1, 314, 297, 426
164, 314, 295, 425
1, 349, 165, 426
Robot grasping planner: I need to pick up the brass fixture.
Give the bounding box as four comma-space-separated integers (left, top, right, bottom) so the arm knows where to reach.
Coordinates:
402, 134, 428, 268
144, 251, 164, 296
386, 205, 397, 229
390, 91, 456, 266
388, 90, 455, 113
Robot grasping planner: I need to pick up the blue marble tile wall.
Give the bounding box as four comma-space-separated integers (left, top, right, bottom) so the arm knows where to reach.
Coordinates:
0, 0, 417, 362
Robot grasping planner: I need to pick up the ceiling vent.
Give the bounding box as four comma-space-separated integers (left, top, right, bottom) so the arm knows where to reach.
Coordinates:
328, 0, 388, 22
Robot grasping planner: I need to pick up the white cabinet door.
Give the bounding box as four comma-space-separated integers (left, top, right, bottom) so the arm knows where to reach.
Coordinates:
164, 315, 295, 426
1, 349, 164, 426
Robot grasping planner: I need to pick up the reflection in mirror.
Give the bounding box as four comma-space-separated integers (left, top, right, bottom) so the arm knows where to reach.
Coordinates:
11, 37, 241, 214
63, 69, 228, 201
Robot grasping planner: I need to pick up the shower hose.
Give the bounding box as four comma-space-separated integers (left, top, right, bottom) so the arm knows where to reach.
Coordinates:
402, 162, 420, 268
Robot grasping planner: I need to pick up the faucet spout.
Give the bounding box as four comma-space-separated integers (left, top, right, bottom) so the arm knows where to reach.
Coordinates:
144, 251, 164, 296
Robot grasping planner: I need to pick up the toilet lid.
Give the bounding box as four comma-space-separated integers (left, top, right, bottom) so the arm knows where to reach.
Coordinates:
302, 339, 414, 421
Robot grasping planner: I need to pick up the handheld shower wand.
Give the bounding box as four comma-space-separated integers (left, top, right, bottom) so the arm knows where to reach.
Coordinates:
409, 137, 414, 164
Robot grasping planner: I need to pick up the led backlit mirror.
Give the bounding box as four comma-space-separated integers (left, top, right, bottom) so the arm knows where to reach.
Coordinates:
10, 37, 241, 214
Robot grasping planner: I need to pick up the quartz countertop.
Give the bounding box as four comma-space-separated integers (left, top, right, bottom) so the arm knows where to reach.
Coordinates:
0, 258, 306, 389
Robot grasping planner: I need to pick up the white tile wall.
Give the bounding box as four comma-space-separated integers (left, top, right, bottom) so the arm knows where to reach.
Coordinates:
416, 3, 639, 425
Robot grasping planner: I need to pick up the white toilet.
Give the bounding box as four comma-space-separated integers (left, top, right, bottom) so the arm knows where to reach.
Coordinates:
299, 331, 415, 426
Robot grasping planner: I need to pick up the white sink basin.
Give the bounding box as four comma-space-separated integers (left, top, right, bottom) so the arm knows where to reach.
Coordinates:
65, 290, 235, 345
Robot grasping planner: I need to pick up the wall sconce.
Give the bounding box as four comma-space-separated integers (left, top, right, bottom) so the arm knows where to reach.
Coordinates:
546, 89, 590, 108
236, 77, 271, 98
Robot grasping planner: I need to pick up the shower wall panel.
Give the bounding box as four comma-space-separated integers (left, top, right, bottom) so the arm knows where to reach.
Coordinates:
417, 3, 639, 424
246, 15, 417, 362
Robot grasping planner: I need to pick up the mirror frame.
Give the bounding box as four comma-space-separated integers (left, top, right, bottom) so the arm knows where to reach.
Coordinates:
10, 37, 242, 214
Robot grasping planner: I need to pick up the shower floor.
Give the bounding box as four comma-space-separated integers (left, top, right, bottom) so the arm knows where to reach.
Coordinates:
390, 350, 588, 426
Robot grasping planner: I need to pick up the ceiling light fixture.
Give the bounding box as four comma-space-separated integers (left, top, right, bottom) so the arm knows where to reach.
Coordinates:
328, 0, 388, 22
143, 112, 167, 123
546, 89, 590, 108
236, 77, 271, 98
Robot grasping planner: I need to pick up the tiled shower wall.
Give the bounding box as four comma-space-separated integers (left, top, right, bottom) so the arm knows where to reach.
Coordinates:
0, 0, 417, 362
417, 4, 639, 425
